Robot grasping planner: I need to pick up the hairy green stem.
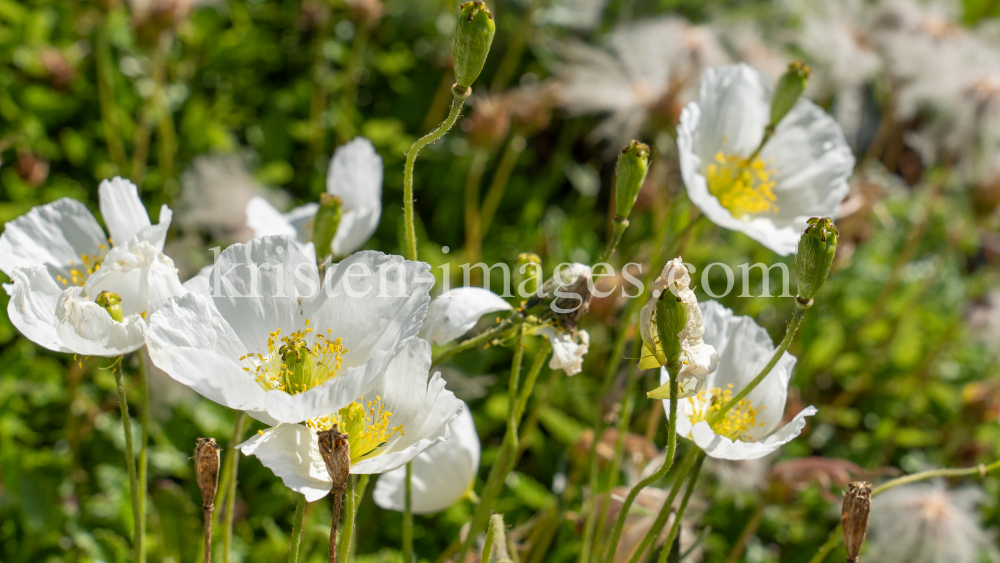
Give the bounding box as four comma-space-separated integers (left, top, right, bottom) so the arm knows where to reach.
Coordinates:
114, 359, 142, 562
289, 494, 306, 563
223, 412, 247, 563
431, 317, 517, 367
626, 448, 697, 563
403, 86, 472, 260
137, 354, 149, 563
481, 512, 498, 563
656, 452, 705, 563
339, 474, 371, 562
403, 462, 413, 563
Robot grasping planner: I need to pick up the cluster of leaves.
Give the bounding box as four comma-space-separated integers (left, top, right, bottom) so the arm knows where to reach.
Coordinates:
0, 0, 998, 562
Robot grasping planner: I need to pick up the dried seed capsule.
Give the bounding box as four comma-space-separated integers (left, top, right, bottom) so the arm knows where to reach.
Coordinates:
841, 481, 872, 563
194, 438, 222, 509
317, 426, 351, 494
453, 1, 495, 90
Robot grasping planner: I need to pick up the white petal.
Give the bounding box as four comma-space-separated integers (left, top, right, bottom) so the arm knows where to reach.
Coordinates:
0, 198, 108, 276
135, 204, 173, 251
182, 265, 214, 296
98, 177, 152, 247
245, 196, 299, 240
350, 338, 464, 474
283, 203, 320, 243
326, 138, 383, 256
145, 291, 271, 419
55, 286, 146, 356
658, 367, 696, 437
690, 406, 817, 460
694, 64, 771, 160
5, 266, 72, 353
373, 406, 480, 514
418, 287, 512, 345
238, 424, 332, 502
85, 240, 186, 319
539, 326, 590, 376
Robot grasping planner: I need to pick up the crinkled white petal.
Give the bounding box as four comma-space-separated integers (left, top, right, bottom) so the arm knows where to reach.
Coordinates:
245, 196, 299, 240
98, 177, 153, 247
238, 424, 333, 502
0, 198, 108, 277
539, 326, 589, 376
373, 406, 480, 514
418, 287, 512, 345
5, 266, 73, 353
85, 240, 186, 319
55, 286, 146, 356
327, 137, 383, 257
690, 406, 817, 460
182, 265, 214, 297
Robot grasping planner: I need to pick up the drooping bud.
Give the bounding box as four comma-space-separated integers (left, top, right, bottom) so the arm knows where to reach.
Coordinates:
96, 291, 124, 323
453, 1, 495, 90
794, 217, 838, 304
614, 140, 650, 220
317, 425, 352, 493
841, 481, 871, 563
770, 61, 810, 128
312, 193, 343, 263
515, 252, 542, 299
194, 438, 222, 510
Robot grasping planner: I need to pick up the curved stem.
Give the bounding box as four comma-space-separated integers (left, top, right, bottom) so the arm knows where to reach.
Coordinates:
431, 317, 516, 367
289, 494, 306, 563
656, 452, 705, 563
480, 512, 498, 563
625, 448, 697, 563
403, 463, 413, 563
114, 359, 141, 562
403, 86, 471, 260
223, 412, 247, 563
604, 374, 679, 563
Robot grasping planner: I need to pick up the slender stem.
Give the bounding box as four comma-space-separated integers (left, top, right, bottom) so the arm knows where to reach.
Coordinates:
114, 359, 142, 562
806, 524, 843, 563
403, 463, 413, 563
464, 148, 490, 278
625, 448, 698, 563
204, 504, 214, 563
598, 218, 630, 265
605, 374, 679, 563
339, 474, 371, 562
514, 341, 550, 423
723, 503, 765, 563
329, 488, 344, 562
137, 354, 149, 563
403, 86, 472, 260
431, 317, 516, 367
481, 512, 498, 563
223, 412, 247, 563
656, 453, 705, 563
508, 327, 527, 429
480, 134, 526, 235
710, 300, 809, 425
289, 494, 306, 563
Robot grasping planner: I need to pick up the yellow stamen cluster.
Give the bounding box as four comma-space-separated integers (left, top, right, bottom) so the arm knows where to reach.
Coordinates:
308, 396, 404, 464
686, 384, 765, 442
55, 248, 107, 286
706, 152, 779, 218
240, 321, 347, 395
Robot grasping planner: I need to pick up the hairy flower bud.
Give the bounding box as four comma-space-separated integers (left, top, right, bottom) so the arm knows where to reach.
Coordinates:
453, 1, 495, 90
515, 252, 542, 298
318, 425, 352, 493
95, 291, 124, 323
312, 193, 343, 263
653, 292, 687, 366
614, 140, 650, 220
795, 217, 838, 303
770, 61, 810, 128
194, 438, 222, 510
841, 481, 871, 563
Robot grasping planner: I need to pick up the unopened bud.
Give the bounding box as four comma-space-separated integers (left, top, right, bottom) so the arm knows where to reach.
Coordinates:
96, 291, 124, 323
317, 425, 352, 493
795, 217, 838, 303
770, 61, 810, 128
453, 1, 495, 90
515, 253, 542, 298
312, 193, 343, 263
194, 438, 221, 509
614, 140, 650, 220
841, 481, 871, 563
653, 292, 687, 367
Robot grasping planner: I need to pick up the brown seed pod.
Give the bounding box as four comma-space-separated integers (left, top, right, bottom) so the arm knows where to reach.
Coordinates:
194, 438, 222, 510
841, 481, 872, 563
317, 425, 352, 493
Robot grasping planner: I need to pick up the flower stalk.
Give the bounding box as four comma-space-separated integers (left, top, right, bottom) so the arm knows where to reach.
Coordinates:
625, 447, 698, 563
339, 474, 371, 562
403, 462, 413, 563
288, 493, 306, 563
656, 452, 705, 563
113, 358, 143, 562
222, 412, 247, 563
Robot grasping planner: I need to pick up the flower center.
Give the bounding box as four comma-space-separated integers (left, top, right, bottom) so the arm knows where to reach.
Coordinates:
686, 384, 765, 442
308, 397, 404, 464
240, 319, 347, 395
55, 248, 107, 286
706, 152, 779, 218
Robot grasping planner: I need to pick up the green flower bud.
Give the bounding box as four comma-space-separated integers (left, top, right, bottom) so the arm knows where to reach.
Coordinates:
95, 291, 123, 323
614, 140, 650, 220
312, 193, 343, 263
515, 252, 542, 298
770, 61, 810, 128
453, 1, 495, 90
653, 291, 687, 366
795, 217, 838, 303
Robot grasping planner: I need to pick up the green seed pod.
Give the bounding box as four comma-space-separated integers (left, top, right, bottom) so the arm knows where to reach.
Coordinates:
95, 291, 123, 323
312, 193, 343, 263
515, 252, 542, 299
453, 1, 496, 90
614, 140, 650, 220
795, 217, 838, 302
653, 291, 687, 366
770, 61, 810, 128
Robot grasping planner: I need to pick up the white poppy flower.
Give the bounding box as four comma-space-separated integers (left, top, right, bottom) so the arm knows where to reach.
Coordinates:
145, 236, 435, 429
245, 137, 383, 261
658, 301, 817, 460
239, 337, 464, 502
419, 287, 512, 345
538, 325, 589, 376
677, 63, 855, 255
640, 258, 719, 397
1, 177, 183, 356
372, 405, 480, 514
